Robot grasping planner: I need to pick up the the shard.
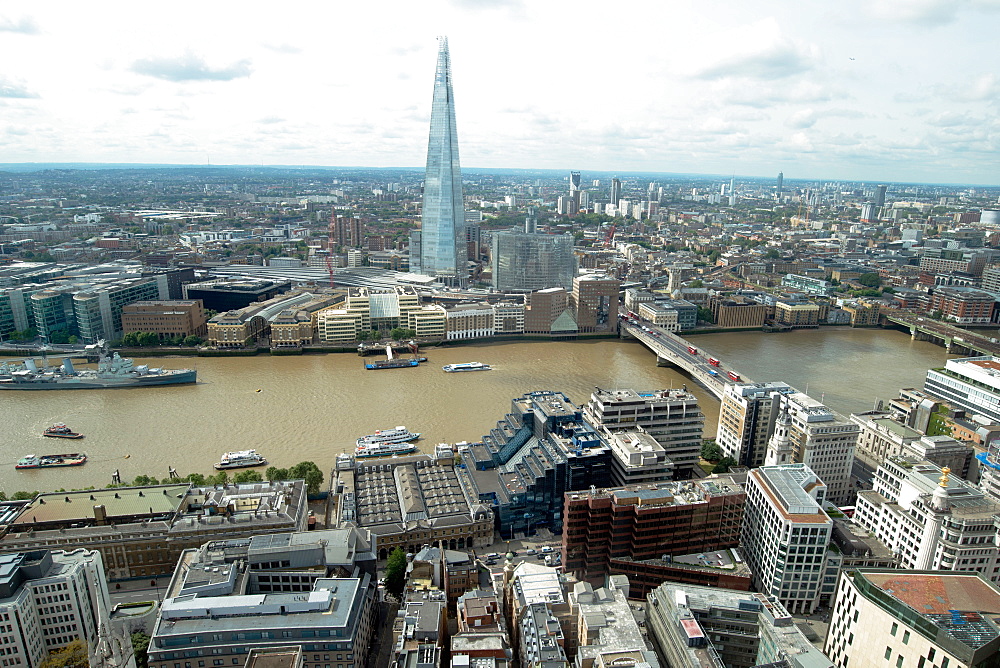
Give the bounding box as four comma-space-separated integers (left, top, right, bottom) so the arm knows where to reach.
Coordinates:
420, 37, 466, 285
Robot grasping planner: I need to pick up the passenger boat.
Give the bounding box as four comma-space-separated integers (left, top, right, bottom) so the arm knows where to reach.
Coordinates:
16, 453, 87, 469
43, 423, 84, 439
214, 450, 268, 470
355, 441, 418, 458
356, 426, 421, 447
443, 362, 491, 372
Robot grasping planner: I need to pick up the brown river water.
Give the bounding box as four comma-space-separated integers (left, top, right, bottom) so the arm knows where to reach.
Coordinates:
0, 327, 961, 495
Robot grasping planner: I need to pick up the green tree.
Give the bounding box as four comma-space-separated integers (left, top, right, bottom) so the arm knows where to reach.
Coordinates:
138, 332, 159, 346
67, 335, 78, 344
697, 307, 715, 324
266, 466, 290, 482
48, 329, 71, 344
357, 330, 371, 342
183, 335, 203, 346
764, 248, 781, 259
233, 470, 264, 484
390, 328, 406, 341
131, 632, 151, 668
857, 272, 882, 288
701, 441, 724, 462
289, 461, 324, 496
384, 547, 407, 596
132, 475, 159, 486
712, 457, 738, 474
39, 639, 88, 668
11, 491, 37, 500
184, 473, 207, 486
708, 250, 721, 264
0, 491, 6, 502
687, 279, 704, 288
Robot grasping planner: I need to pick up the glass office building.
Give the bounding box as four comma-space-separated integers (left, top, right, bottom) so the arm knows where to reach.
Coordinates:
491, 231, 577, 292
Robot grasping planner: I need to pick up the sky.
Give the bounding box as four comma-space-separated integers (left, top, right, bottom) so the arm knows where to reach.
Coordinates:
1, 0, 999, 184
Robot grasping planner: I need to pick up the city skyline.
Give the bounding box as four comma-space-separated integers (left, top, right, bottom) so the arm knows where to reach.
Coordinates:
0, 2, 998, 184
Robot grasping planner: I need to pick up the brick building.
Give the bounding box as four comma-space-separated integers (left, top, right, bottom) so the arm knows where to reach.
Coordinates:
120, 300, 207, 340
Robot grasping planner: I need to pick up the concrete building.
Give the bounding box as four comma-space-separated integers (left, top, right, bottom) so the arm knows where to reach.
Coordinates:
408, 545, 478, 604
774, 301, 821, 327
524, 288, 577, 336
855, 456, 1000, 580
147, 529, 378, 668
716, 382, 795, 468
571, 274, 619, 334
851, 411, 972, 478
562, 478, 745, 596
926, 356, 1000, 424
571, 577, 660, 668
647, 582, 833, 668
0, 550, 113, 668
446, 302, 495, 340
1, 480, 308, 580
183, 277, 292, 312
333, 450, 494, 559
31, 276, 167, 343
491, 301, 525, 335
120, 299, 208, 340
584, 388, 705, 480
503, 563, 574, 665
825, 569, 1000, 668
709, 296, 767, 329
741, 465, 835, 614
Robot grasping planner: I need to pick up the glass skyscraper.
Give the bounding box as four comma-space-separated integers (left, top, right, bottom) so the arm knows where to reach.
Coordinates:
491, 231, 577, 292
420, 37, 467, 285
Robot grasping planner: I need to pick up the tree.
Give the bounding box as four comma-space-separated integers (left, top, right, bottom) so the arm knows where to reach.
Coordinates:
289, 461, 324, 496
183, 335, 203, 346
184, 473, 207, 486
11, 491, 37, 500
384, 547, 407, 596
132, 475, 159, 486
131, 632, 151, 668
701, 441, 724, 462
712, 457, 738, 474
390, 328, 406, 341
857, 272, 882, 288
39, 639, 88, 668
688, 279, 704, 288
266, 466, 290, 482
764, 248, 781, 259
697, 307, 715, 324
708, 250, 721, 264
234, 470, 263, 484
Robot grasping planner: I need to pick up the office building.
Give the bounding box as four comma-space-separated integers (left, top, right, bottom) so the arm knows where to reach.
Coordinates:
855, 455, 1000, 579
445, 301, 495, 340
333, 449, 494, 559
926, 356, 1000, 423
647, 582, 833, 668
315, 286, 426, 343
184, 277, 292, 312
851, 411, 972, 476
584, 388, 704, 480
491, 231, 576, 292
524, 287, 577, 336
0, 550, 113, 668
929, 286, 996, 325
2, 480, 308, 580
562, 478, 745, 596
741, 464, 835, 614
874, 183, 888, 208
120, 299, 207, 340
716, 381, 795, 468
825, 569, 1000, 668
777, 171, 784, 195
492, 301, 525, 335
572, 577, 660, 668
709, 296, 767, 329
569, 171, 580, 195
571, 274, 619, 334
610, 178, 622, 206
420, 37, 467, 286
147, 529, 377, 668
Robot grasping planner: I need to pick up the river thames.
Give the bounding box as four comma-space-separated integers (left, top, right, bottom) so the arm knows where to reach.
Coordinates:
1, 327, 962, 494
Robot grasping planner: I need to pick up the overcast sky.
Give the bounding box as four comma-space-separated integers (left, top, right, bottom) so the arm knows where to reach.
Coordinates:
1, 1, 999, 184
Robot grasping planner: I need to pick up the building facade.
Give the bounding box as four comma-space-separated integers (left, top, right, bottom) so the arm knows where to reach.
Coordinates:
571, 275, 619, 334
926, 356, 1000, 424
491, 232, 576, 292
120, 299, 207, 340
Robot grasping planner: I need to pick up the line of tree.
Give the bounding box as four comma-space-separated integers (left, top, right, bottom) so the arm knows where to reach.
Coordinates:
115, 332, 204, 347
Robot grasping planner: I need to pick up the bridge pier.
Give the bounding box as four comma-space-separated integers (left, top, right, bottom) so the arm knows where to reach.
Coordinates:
656, 356, 672, 367
910, 326, 918, 340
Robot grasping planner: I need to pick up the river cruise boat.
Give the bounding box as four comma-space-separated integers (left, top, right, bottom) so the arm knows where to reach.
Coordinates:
214, 450, 268, 470
443, 362, 491, 372
355, 441, 418, 458
16, 453, 87, 469
356, 426, 421, 447
43, 423, 84, 439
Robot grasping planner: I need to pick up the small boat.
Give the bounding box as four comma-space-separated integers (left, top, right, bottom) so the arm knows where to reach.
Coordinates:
356, 426, 421, 447
43, 423, 84, 439
443, 362, 492, 373
16, 453, 87, 469
355, 441, 418, 458
214, 450, 268, 470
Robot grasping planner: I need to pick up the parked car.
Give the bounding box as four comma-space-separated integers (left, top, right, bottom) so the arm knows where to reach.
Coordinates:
541, 546, 553, 553
525, 548, 537, 555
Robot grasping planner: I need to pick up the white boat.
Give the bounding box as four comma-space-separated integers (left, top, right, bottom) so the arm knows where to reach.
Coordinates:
214, 449, 267, 470
355, 426, 421, 447
443, 362, 492, 372
355, 441, 418, 458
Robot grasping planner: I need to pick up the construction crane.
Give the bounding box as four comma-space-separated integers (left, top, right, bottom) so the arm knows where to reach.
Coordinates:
326, 211, 337, 288
602, 224, 617, 248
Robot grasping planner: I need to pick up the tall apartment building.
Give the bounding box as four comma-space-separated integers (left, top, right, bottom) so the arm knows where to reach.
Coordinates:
147, 529, 378, 668
825, 569, 1000, 668
926, 356, 1000, 423
647, 582, 833, 668
332, 215, 364, 248
584, 388, 704, 479
854, 455, 1000, 580
0, 550, 113, 668
716, 382, 795, 468
562, 478, 745, 594
120, 299, 208, 340
741, 464, 835, 614
571, 274, 619, 334
490, 231, 576, 292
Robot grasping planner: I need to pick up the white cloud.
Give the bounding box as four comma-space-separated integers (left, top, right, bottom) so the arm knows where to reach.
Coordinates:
131, 53, 253, 82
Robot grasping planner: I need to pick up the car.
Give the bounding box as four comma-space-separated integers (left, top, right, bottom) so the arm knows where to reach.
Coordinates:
541, 546, 553, 553
536, 553, 546, 559
486, 552, 500, 559
525, 548, 537, 555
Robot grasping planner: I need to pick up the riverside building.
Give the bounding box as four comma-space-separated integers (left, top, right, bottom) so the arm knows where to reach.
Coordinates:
490, 231, 576, 292
925, 356, 1000, 424
584, 388, 704, 480
147, 529, 378, 668
825, 569, 1000, 668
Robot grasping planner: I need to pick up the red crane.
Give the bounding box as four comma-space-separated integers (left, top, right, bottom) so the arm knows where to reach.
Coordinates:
326, 211, 337, 288
603, 224, 617, 248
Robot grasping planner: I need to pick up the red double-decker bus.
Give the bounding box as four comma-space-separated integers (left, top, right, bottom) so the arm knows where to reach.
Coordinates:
727, 371, 741, 381
708, 357, 720, 366
687, 346, 697, 355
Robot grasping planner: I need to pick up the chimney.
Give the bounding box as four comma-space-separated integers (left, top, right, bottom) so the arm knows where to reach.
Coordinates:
93, 505, 108, 526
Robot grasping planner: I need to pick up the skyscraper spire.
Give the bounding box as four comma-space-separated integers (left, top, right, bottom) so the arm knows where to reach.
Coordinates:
419, 36, 467, 286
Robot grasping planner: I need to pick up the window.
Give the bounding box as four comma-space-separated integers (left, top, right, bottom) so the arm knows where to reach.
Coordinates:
896, 656, 903, 668
891, 622, 898, 636
885, 648, 892, 661
903, 630, 910, 645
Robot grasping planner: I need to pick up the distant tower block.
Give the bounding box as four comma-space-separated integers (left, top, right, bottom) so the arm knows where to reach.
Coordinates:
610, 178, 622, 206
777, 171, 784, 195
874, 184, 888, 208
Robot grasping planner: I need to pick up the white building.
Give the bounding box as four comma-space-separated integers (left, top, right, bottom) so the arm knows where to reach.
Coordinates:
0, 549, 115, 668
925, 357, 1000, 424
741, 464, 835, 614
825, 569, 1000, 668
854, 455, 1000, 580
445, 302, 495, 341
779, 392, 859, 505
716, 382, 794, 468
491, 301, 525, 335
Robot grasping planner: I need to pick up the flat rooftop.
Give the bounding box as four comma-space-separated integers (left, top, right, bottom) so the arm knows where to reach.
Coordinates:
11, 484, 189, 527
